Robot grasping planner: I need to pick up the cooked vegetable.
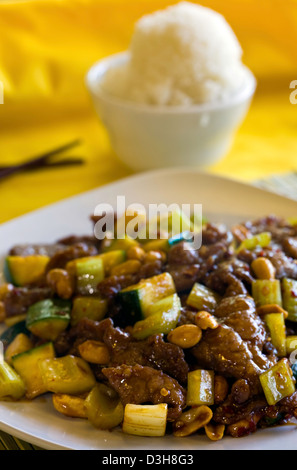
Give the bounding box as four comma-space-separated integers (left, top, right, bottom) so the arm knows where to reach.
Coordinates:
26, 298, 71, 341
66, 256, 104, 295
85, 383, 124, 430
4, 255, 50, 287
282, 278, 297, 321
122, 403, 168, 437
236, 232, 271, 253
131, 293, 181, 340
52, 393, 87, 419
39, 355, 96, 394
71, 296, 108, 326
12, 342, 55, 399
4, 333, 34, 365
0, 320, 30, 350
186, 369, 214, 406
252, 279, 282, 307
104, 236, 138, 253
118, 272, 176, 323
264, 313, 287, 357
0, 361, 26, 400
186, 283, 220, 312
259, 359, 296, 405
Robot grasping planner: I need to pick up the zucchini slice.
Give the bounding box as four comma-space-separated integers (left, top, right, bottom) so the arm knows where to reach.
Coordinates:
0, 320, 30, 350
26, 298, 71, 341
131, 293, 181, 340
4, 255, 50, 287
187, 283, 221, 312
71, 296, 108, 326
12, 342, 55, 399
118, 272, 176, 324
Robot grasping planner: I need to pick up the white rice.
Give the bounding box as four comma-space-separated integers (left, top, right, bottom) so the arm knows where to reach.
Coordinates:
100, 2, 248, 106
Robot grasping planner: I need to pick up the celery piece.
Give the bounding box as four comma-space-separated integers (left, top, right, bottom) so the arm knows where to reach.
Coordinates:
282, 278, 297, 322
131, 293, 181, 340
186, 283, 220, 312
236, 232, 271, 253
39, 355, 96, 395
186, 369, 214, 406
0, 361, 26, 400
264, 313, 286, 357
252, 279, 282, 307
85, 383, 124, 430
71, 296, 108, 326
122, 403, 168, 437
259, 359, 296, 405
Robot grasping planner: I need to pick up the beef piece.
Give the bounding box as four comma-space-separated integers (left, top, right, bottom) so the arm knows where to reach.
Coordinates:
9, 244, 66, 257
97, 274, 140, 299
202, 223, 233, 246
167, 242, 200, 265
191, 324, 264, 392
54, 317, 113, 356
102, 364, 186, 420
213, 394, 267, 426
166, 264, 200, 293
3, 286, 52, 318
45, 242, 98, 272
244, 215, 297, 243
103, 324, 189, 384
215, 295, 277, 371
203, 259, 254, 296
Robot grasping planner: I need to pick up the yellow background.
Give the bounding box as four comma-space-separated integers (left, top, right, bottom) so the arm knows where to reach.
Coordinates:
0, 0, 296, 223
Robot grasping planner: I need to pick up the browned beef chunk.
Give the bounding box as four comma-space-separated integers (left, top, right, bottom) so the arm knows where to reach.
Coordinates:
3, 286, 52, 318
262, 248, 297, 279
54, 317, 113, 355
244, 215, 297, 243
9, 244, 65, 257
103, 323, 189, 384
102, 364, 186, 420
203, 259, 254, 296
213, 394, 267, 426
191, 324, 264, 392
45, 242, 98, 272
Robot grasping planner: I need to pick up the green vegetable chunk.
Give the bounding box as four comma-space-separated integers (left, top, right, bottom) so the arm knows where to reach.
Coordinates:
186, 369, 214, 406
259, 359, 296, 405
186, 283, 220, 312
26, 298, 71, 341
85, 383, 124, 430
252, 279, 282, 307
131, 293, 181, 340
0, 361, 26, 400
282, 278, 297, 321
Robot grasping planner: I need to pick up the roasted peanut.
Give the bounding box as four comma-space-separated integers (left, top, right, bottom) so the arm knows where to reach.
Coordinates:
214, 375, 229, 404
46, 268, 74, 299
126, 245, 146, 262
167, 324, 202, 348
78, 340, 110, 364
52, 393, 87, 419
144, 250, 167, 263
0, 283, 14, 301
173, 405, 213, 437
205, 423, 225, 441
251, 257, 276, 280
110, 260, 141, 276
195, 311, 219, 330
256, 303, 288, 319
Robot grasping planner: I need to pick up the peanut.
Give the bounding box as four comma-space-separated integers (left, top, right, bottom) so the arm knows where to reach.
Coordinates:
110, 260, 141, 276
46, 268, 74, 299
195, 311, 218, 330
167, 324, 202, 348
251, 257, 276, 280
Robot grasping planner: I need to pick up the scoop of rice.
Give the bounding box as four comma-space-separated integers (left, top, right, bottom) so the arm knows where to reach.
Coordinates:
101, 2, 247, 106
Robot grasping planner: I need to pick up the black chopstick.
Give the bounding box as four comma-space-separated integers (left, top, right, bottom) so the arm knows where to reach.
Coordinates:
0, 157, 85, 172
0, 139, 82, 180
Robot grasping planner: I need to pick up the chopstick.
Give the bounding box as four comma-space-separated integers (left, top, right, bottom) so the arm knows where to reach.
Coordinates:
0, 157, 85, 172
0, 139, 83, 181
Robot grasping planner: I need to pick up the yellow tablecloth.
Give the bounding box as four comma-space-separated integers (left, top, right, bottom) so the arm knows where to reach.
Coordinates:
0, 0, 296, 224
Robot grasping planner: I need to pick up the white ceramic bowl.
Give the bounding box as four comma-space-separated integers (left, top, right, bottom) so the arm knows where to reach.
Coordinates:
86, 53, 256, 171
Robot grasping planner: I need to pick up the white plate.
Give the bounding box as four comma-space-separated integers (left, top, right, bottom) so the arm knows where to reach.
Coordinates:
1, 167, 297, 450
